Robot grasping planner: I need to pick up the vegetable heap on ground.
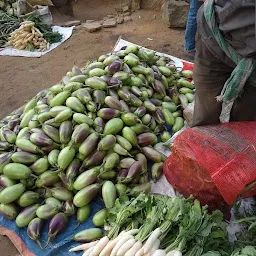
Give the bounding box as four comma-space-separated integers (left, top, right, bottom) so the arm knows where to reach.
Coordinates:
70, 193, 232, 256
6, 16, 62, 51
7, 20, 49, 51
0, 44, 195, 248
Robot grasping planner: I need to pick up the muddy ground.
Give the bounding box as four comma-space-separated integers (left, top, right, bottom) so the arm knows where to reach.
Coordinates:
0, 1, 185, 254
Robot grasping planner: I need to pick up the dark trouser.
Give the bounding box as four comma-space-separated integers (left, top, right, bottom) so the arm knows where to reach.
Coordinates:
192, 37, 256, 127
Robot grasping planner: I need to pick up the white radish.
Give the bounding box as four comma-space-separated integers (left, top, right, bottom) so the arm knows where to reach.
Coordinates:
149, 239, 160, 254
90, 236, 109, 256
152, 249, 166, 256
69, 241, 99, 252
110, 235, 134, 256
125, 241, 143, 256
143, 228, 161, 254
113, 230, 126, 239
117, 238, 136, 256
173, 251, 182, 256
82, 246, 94, 256
125, 229, 140, 236
166, 251, 182, 256
99, 239, 117, 256
135, 247, 145, 256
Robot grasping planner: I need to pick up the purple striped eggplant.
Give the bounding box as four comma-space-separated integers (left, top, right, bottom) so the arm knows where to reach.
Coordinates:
134, 106, 147, 117
0, 175, 16, 188
118, 88, 131, 102
59, 121, 73, 145
42, 124, 60, 143
149, 98, 162, 106
66, 158, 81, 180
16, 204, 39, 228
152, 108, 165, 124
97, 135, 116, 151
81, 150, 107, 170
27, 218, 43, 248
3, 129, 16, 144
45, 212, 68, 247
93, 90, 106, 106
121, 161, 142, 183
79, 133, 100, 158
62, 200, 76, 216
13, 125, 21, 135
76, 88, 92, 104
137, 132, 158, 146
120, 100, 130, 113
71, 123, 90, 144
117, 169, 129, 183
29, 132, 53, 147
97, 108, 120, 120
7, 118, 20, 130
94, 117, 105, 133
0, 153, 12, 173
142, 146, 162, 163
108, 60, 122, 73
153, 79, 166, 96
104, 96, 123, 111
118, 158, 136, 170
41, 143, 60, 154
58, 172, 73, 191
11, 152, 38, 165
0, 203, 19, 220
108, 89, 119, 100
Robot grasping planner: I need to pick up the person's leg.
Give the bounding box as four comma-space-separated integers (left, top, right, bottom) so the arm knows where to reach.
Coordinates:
230, 84, 256, 121
184, 0, 203, 53
192, 37, 234, 126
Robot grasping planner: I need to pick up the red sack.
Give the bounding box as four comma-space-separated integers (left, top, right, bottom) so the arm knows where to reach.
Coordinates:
164, 122, 256, 209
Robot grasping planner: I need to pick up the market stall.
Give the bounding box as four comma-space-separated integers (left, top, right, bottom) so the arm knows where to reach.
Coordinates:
0, 40, 255, 256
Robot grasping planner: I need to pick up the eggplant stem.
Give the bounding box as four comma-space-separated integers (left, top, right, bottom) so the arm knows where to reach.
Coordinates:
44, 237, 52, 249
36, 239, 43, 249
136, 144, 142, 151
73, 222, 81, 230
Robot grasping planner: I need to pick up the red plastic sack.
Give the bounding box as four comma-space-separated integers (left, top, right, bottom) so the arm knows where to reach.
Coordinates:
164, 122, 256, 208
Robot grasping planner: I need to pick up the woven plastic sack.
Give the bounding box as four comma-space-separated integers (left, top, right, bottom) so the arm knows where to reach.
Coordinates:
163, 122, 256, 208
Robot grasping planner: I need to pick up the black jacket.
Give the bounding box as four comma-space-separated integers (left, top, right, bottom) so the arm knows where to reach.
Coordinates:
197, 0, 256, 58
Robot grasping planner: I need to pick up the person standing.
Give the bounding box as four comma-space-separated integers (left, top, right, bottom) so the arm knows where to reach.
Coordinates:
184, 0, 203, 60
192, 0, 256, 126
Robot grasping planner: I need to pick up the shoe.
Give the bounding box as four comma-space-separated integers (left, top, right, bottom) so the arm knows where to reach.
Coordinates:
184, 50, 196, 61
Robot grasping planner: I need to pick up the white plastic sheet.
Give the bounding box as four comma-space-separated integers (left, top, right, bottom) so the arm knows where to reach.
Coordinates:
0, 26, 74, 57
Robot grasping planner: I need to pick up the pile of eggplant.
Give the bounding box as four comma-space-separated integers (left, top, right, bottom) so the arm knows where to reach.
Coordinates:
0, 44, 194, 248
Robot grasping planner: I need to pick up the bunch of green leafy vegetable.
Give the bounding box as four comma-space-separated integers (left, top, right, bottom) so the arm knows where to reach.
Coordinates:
26, 15, 62, 44
105, 193, 233, 255
0, 11, 19, 47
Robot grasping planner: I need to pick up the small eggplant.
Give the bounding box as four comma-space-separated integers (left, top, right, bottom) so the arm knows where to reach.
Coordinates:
62, 200, 76, 216
107, 77, 122, 87
108, 61, 122, 74
45, 212, 68, 247
27, 218, 43, 248
122, 161, 142, 183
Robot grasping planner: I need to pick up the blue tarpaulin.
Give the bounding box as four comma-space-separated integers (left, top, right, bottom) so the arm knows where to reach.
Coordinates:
0, 199, 104, 256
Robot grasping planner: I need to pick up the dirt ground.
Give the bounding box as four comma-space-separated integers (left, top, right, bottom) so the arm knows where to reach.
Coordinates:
0, 1, 185, 254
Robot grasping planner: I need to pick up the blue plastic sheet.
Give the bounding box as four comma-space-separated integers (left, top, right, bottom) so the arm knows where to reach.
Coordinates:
0, 198, 104, 256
